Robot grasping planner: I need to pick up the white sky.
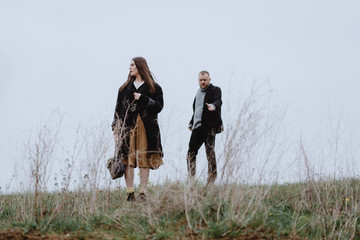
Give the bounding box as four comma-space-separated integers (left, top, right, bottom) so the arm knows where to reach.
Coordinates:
1, 0, 360, 190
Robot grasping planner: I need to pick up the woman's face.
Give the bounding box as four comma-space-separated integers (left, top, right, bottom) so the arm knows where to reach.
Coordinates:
129, 60, 139, 77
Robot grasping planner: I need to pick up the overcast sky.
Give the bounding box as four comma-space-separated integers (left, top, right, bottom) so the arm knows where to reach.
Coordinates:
1, 0, 360, 190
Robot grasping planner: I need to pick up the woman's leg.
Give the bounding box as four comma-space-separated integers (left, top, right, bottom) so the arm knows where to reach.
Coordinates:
139, 167, 150, 193
125, 165, 135, 201
125, 165, 134, 188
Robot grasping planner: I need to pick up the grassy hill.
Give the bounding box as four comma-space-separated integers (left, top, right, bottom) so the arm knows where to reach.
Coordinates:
1, 178, 360, 239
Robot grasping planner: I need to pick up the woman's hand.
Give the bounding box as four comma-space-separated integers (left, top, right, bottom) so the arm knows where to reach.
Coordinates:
114, 132, 119, 142
133, 92, 141, 100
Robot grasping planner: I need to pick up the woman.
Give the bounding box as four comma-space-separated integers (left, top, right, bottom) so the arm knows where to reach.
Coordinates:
112, 57, 164, 201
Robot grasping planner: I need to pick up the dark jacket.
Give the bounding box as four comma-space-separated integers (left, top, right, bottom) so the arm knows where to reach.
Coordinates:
113, 81, 164, 157
189, 84, 223, 132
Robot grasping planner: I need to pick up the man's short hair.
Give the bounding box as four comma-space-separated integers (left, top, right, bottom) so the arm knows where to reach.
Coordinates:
199, 70, 210, 77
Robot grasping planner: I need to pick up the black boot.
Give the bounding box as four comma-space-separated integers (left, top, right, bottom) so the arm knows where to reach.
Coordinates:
127, 192, 135, 202
139, 192, 146, 201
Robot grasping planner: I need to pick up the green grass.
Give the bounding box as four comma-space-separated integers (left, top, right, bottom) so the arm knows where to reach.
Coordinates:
1, 179, 360, 239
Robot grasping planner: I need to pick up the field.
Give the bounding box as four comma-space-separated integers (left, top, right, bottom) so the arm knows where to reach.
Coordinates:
1, 82, 358, 239
1, 178, 360, 239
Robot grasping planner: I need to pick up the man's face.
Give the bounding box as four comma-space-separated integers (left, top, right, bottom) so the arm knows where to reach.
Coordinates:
198, 73, 211, 89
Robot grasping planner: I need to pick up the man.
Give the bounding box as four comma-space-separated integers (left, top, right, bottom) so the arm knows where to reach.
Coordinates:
187, 70, 223, 183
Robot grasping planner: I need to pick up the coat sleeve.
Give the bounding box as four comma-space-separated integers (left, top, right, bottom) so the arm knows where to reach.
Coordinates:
115, 90, 124, 119
139, 84, 164, 114
189, 98, 195, 128
211, 87, 222, 110
112, 90, 122, 130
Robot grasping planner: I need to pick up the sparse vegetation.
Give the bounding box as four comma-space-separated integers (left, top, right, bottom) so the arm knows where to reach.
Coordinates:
1, 179, 360, 239
1, 81, 358, 239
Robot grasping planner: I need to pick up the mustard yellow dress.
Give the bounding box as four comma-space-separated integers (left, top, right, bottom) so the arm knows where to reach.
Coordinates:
122, 114, 163, 169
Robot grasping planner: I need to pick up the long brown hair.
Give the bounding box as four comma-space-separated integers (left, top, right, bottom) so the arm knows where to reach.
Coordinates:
119, 57, 156, 94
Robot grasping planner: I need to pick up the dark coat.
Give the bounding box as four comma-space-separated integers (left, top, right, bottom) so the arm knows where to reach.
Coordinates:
113, 81, 164, 157
189, 84, 223, 132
